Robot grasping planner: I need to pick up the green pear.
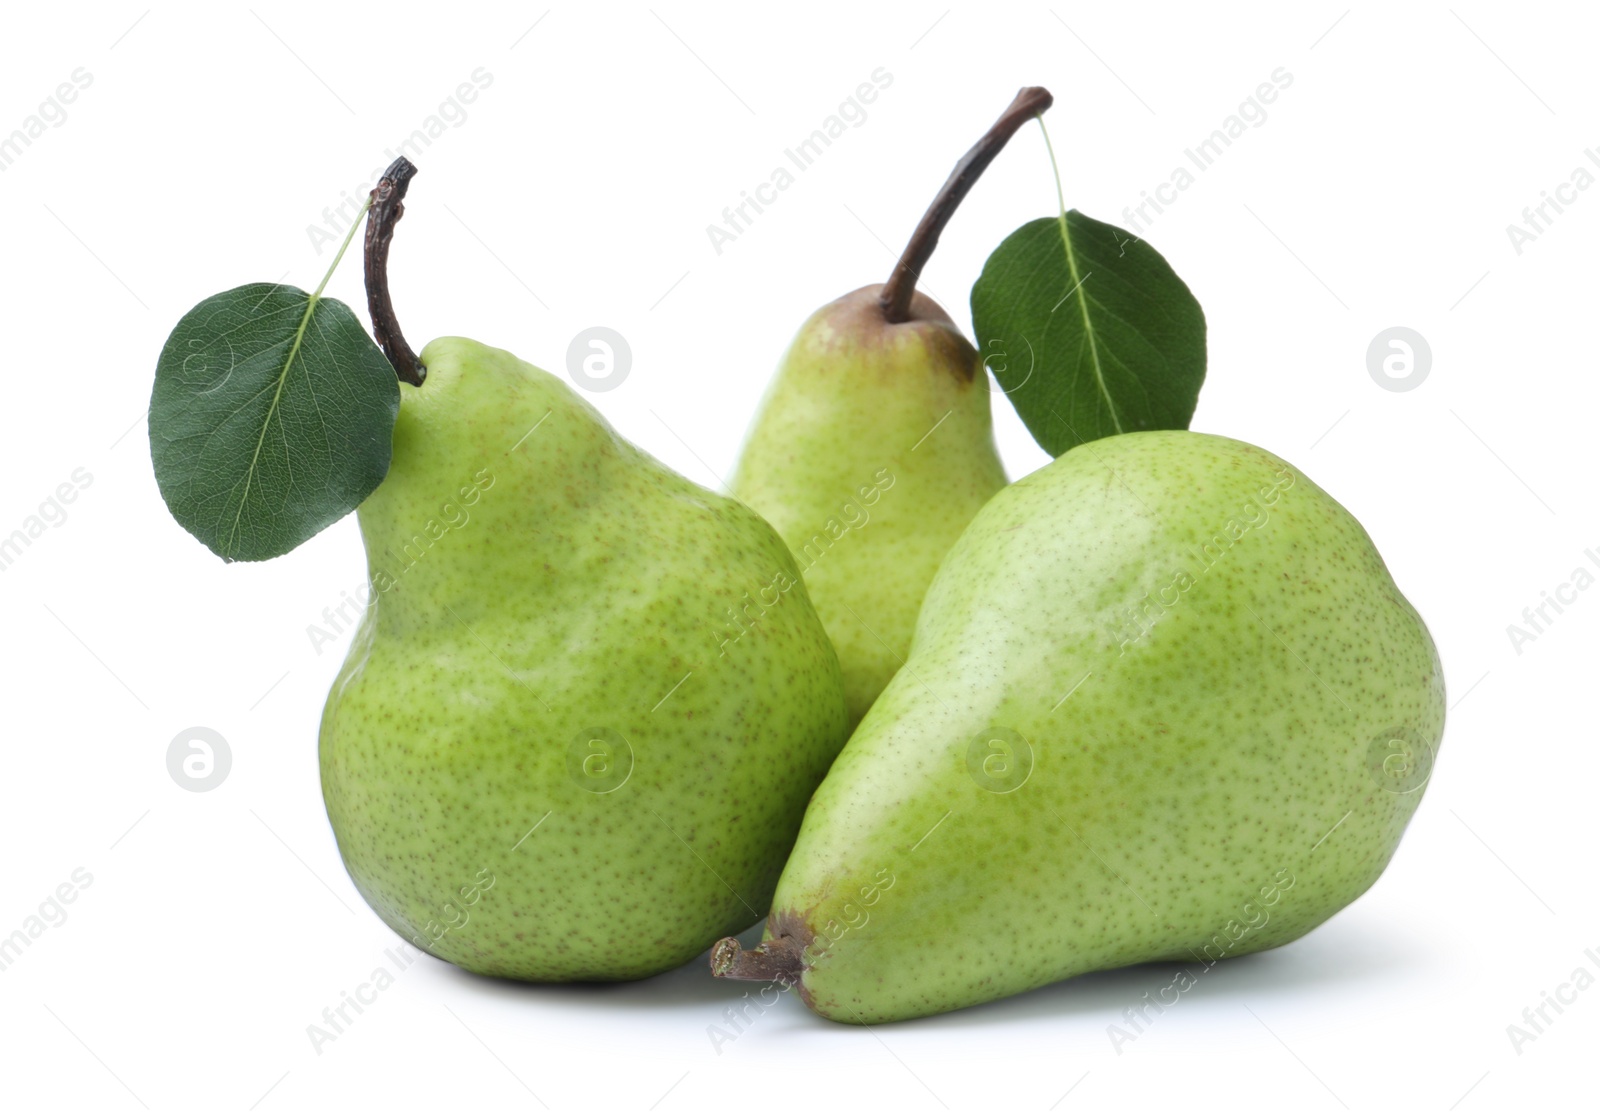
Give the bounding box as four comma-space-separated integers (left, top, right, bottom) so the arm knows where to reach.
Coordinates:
712, 430, 1444, 1023
320, 337, 848, 981
729, 87, 1053, 726
730, 287, 1007, 725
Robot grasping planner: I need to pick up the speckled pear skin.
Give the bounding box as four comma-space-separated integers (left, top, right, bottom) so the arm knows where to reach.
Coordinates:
319, 337, 849, 981
730, 286, 1008, 727
757, 430, 1444, 1023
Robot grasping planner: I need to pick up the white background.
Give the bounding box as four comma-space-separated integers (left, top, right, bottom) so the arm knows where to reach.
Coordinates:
0, 2, 1592, 1116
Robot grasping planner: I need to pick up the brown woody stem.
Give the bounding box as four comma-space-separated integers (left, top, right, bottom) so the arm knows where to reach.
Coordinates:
710, 935, 805, 982
879, 86, 1054, 324
364, 157, 423, 385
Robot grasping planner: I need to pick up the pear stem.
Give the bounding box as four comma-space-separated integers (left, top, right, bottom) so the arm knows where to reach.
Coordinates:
710, 934, 804, 982
364, 156, 424, 386
879, 86, 1054, 324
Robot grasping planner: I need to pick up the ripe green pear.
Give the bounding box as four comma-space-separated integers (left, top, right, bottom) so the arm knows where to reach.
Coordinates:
320, 337, 848, 981
730, 287, 1007, 726
713, 430, 1444, 1022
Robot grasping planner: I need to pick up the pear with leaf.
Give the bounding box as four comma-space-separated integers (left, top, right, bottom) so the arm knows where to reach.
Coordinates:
321, 165, 851, 980
153, 160, 850, 981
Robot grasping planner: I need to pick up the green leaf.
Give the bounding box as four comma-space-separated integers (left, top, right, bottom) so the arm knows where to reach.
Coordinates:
970, 210, 1206, 457
150, 283, 399, 561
